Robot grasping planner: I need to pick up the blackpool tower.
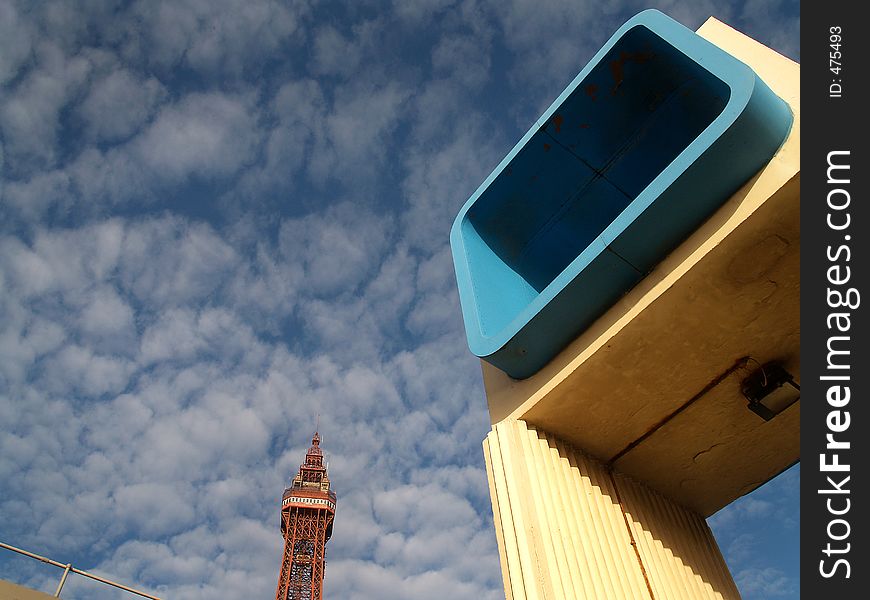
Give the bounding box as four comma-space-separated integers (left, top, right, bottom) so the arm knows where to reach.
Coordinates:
274, 432, 337, 600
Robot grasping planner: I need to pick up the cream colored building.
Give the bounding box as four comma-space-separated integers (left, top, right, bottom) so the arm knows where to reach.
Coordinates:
479, 17, 799, 600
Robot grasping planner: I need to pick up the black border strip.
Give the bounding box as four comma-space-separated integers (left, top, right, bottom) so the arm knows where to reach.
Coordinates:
802, 2, 869, 596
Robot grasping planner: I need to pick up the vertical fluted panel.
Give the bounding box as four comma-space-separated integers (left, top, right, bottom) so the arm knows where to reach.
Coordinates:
484, 420, 649, 599
484, 434, 516, 600
615, 471, 741, 600
483, 420, 740, 600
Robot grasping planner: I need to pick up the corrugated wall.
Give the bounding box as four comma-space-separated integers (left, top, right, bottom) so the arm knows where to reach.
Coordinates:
483, 420, 740, 599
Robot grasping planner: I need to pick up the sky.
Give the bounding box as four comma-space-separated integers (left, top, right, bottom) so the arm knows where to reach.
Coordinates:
0, 1, 799, 599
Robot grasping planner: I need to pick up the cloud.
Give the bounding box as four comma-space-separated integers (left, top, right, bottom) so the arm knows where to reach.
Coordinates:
2, 91, 263, 221
401, 120, 505, 253
115, 483, 197, 537
708, 465, 799, 598
132, 93, 262, 183
482, 0, 611, 94
0, 41, 92, 173
431, 33, 492, 89
734, 567, 797, 597
118, 217, 240, 308
736, 0, 800, 59
0, 0, 34, 86
405, 245, 463, 338
45, 343, 136, 396
246, 78, 326, 194
308, 80, 413, 186
0, 311, 66, 386
279, 202, 393, 297
311, 23, 381, 79
392, 0, 458, 26
123, 0, 307, 78
77, 69, 166, 143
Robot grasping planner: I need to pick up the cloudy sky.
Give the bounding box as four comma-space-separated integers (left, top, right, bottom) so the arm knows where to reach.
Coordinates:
0, 1, 799, 598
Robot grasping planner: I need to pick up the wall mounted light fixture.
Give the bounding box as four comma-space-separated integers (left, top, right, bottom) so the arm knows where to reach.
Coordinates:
740, 362, 800, 421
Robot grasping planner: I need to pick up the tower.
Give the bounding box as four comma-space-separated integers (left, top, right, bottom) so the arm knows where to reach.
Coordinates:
274, 432, 336, 600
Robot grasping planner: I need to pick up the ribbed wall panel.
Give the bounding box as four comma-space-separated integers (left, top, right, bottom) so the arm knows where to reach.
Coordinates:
616, 471, 741, 600
483, 420, 740, 599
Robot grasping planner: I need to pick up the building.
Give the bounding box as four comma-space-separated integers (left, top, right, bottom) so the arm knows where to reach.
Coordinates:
450, 10, 799, 599
274, 433, 337, 600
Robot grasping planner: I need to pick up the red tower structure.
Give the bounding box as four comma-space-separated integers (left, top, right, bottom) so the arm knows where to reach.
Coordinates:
274, 432, 336, 600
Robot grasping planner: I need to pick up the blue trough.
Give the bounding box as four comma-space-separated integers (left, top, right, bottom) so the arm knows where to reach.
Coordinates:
450, 10, 793, 379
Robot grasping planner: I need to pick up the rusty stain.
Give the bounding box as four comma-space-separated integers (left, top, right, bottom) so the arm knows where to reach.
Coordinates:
608, 357, 752, 464
551, 114, 564, 133
585, 84, 598, 101
579, 123, 590, 129
543, 143, 551, 152
610, 51, 654, 94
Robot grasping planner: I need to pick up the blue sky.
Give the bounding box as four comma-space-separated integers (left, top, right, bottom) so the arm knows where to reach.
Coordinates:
0, 1, 799, 598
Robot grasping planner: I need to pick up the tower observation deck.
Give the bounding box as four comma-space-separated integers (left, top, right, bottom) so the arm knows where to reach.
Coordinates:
274, 432, 336, 600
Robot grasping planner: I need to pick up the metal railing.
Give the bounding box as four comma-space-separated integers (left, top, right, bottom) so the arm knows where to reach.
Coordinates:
0, 541, 161, 599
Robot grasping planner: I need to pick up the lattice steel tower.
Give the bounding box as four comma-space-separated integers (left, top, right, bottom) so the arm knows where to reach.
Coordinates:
274, 432, 336, 600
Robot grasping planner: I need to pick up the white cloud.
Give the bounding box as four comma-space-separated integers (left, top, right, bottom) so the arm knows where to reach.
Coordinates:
405, 245, 463, 338
401, 121, 504, 253
132, 93, 262, 183
123, 0, 307, 78
0, 42, 91, 171
0, 313, 66, 386
255, 79, 326, 188
119, 217, 239, 307
392, 0, 457, 25
77, 69, 166, 143
78, 286, 137, 348
139, 309, 209, 365
734, 567, 797, 597
279, 202, 393, 297
431, 33, 492, 89
46, 343, 135, 396
737, 0, 799, 59
483, 0, 607, 91
308, 80, 413, 185
115, 482, 197, 537
312, 26, 362, 78
0, 0, 34, 86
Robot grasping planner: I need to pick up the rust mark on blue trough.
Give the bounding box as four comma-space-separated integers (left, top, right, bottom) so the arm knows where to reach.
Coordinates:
585, 84, 598, 101
610, 50, 654, 93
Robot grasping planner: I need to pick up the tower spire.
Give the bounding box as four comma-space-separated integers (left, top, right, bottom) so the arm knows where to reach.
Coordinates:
274, 431, 337, 600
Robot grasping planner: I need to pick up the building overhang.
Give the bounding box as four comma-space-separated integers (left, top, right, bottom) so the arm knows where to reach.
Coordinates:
479, 17, 800, 517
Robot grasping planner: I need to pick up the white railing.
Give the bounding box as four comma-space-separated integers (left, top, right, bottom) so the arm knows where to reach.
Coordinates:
0, 540, 161, 599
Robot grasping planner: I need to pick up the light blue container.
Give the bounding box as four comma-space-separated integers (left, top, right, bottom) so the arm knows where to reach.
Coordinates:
450, 10, 793, 379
